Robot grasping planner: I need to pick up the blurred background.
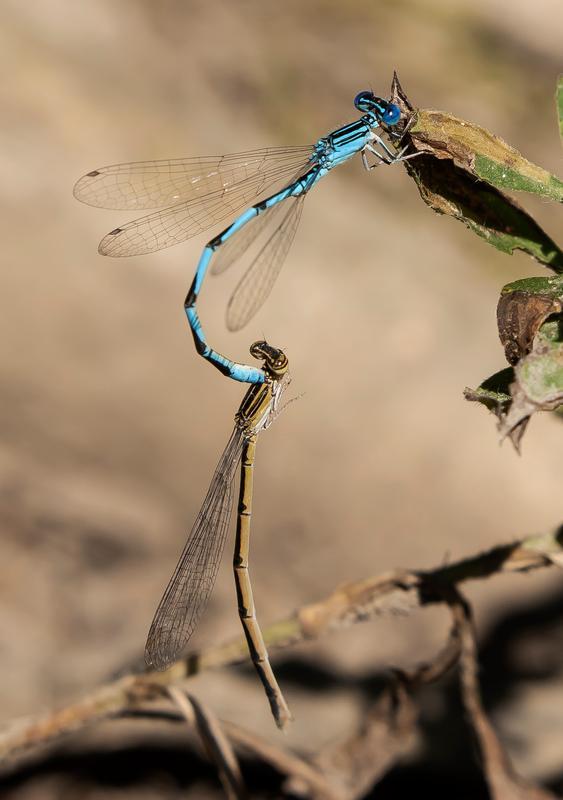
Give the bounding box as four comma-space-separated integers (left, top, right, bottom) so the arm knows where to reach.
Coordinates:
1, 0, 562, 797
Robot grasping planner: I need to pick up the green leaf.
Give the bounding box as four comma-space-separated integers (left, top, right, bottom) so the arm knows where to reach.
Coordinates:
474, 155, 563, 202
517, 322, 563, 404
500, 275, 563, 301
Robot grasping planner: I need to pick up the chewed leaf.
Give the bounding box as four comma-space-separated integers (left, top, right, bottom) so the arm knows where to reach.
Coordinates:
497, 276, 563, 364
465, 277, 563, 451
465, 321, 563, 452
389, 74, 563, 272
409, 109, 563, 203
558, 75, 563, 143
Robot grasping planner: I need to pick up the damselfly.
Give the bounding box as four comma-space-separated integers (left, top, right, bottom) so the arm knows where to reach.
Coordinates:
74, 90, 415, 383
145, 340, 292, 728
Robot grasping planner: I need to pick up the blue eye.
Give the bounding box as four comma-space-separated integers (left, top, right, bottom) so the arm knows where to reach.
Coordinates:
384, 104, 401, 126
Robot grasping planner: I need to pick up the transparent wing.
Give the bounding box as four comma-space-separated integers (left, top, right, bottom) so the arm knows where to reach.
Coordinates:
211, 160, 311, 275
96, 168, 279, 257
210, 162, 311, 277
73, 146, 313, 210
145, 427, 244, 670
226, 195, 305, 332
94, 154, 313, 257
74, 146, 313, 258
211, 199, 286, 277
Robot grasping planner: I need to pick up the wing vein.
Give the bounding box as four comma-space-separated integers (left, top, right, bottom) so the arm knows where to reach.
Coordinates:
145, 426, 245, 670
226, 195, 306, 331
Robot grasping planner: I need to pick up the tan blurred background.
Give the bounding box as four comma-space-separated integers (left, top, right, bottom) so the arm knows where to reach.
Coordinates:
1, 0, 562, 795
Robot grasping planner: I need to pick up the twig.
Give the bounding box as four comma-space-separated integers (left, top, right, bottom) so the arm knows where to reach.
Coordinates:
167, 688, 247, 800
115, 708, 343, 800
300, 584, 464, 800
454, 587, 558, 800
298, 679, 416, 800
222, 720, 340, 800
0, 528, 561, 763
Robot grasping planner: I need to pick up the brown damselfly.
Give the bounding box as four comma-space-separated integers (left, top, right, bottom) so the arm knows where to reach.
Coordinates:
145, 340, 292, 728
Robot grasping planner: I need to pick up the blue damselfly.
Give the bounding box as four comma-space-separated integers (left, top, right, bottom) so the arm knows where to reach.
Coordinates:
75, 90, 415, 383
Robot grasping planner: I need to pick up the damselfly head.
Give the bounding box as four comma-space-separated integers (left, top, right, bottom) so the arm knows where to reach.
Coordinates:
250, 340, 289, 378
354, 91, 401, 127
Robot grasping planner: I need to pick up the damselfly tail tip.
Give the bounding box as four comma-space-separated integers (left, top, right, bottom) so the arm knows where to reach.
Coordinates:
273, 702, 293, 731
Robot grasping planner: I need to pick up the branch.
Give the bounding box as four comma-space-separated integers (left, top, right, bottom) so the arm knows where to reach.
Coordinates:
0, 527, 561, 763
167, 688, 247, 800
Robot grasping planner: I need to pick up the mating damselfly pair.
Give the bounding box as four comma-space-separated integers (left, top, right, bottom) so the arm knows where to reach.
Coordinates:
75, 89, 415, 727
